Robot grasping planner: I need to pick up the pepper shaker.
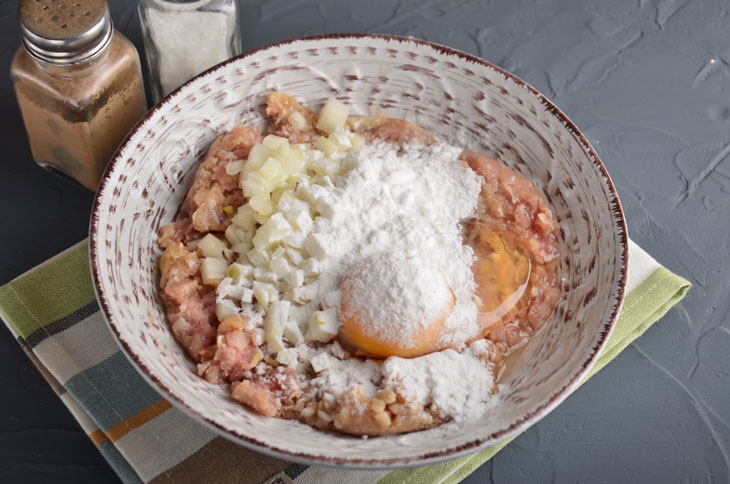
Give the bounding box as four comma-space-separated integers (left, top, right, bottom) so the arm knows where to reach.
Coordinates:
138, 0, 242, 103
11, 0, 147, 191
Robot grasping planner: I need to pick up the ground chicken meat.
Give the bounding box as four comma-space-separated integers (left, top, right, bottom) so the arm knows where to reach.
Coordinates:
186, 125, 261, 232
461, 151, 560, 264
157, 93, 562, 435
265, 92, 320, 143
461, 151, 561, 352
347, 116, 436, 146
198, 315, 262, 384
231, 366, 301, 417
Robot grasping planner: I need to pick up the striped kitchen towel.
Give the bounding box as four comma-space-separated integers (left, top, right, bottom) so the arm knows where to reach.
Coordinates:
0, 239, 689, 484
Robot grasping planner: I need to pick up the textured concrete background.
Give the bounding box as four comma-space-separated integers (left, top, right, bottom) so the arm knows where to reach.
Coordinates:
1, 0, 728, 482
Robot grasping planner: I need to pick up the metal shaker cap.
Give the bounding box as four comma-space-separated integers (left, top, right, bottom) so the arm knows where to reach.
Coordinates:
18, 0, 112, 64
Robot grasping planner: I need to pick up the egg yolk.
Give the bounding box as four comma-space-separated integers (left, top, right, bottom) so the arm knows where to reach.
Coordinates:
337, 252, 456, 359
339, 289, 455, 358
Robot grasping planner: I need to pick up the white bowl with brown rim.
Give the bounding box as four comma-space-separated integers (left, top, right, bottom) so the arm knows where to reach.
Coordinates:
89, 34, 628, 467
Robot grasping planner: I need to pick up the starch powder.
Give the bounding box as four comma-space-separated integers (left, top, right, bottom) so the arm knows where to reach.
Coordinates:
298, 139, 500, 420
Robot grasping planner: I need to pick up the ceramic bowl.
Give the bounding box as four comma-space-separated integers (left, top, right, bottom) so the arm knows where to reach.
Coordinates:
90, 34, 627, 467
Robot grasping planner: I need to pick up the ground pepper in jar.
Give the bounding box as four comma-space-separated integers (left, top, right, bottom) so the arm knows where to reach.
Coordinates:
11, 0, 146, 190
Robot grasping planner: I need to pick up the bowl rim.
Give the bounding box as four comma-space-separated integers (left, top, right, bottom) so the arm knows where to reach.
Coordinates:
89, 32, 629, 469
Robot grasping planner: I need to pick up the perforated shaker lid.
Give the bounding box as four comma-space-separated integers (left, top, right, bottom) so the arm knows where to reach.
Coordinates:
18, 0, 112, 64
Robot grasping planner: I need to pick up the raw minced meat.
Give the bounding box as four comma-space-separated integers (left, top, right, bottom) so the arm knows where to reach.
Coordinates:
157, 92, 561, 436
185, 125, 261, 233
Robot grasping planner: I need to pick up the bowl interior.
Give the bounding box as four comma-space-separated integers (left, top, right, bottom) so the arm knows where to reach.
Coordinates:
90, 35, 626, 467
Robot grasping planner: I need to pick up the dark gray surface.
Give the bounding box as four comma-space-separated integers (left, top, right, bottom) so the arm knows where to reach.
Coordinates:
1, 0, 728, 482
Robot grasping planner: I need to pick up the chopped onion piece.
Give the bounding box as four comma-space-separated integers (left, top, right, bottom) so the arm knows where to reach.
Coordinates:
316, 98, 350, 134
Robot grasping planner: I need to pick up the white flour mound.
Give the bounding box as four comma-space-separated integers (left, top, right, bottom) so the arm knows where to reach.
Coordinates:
313, 141, 482, 347
300, 140, 499, 421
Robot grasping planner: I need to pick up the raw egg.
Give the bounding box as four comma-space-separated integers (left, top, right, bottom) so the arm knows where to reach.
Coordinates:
338, 252, 455, 358
466, 222, 531, 331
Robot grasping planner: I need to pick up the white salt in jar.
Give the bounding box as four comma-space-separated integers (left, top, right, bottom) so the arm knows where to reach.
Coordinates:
138, 0, 241, 103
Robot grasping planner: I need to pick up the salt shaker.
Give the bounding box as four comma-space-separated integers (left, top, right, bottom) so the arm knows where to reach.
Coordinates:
138, 0, 242, 103
11, 0, 147, 191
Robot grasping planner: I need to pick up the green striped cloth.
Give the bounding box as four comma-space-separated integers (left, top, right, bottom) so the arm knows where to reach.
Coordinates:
0, 239, 689, 484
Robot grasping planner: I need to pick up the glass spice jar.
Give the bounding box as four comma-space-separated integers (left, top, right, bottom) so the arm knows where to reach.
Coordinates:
138, 0, 241, 103
11, 0, 147, 191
